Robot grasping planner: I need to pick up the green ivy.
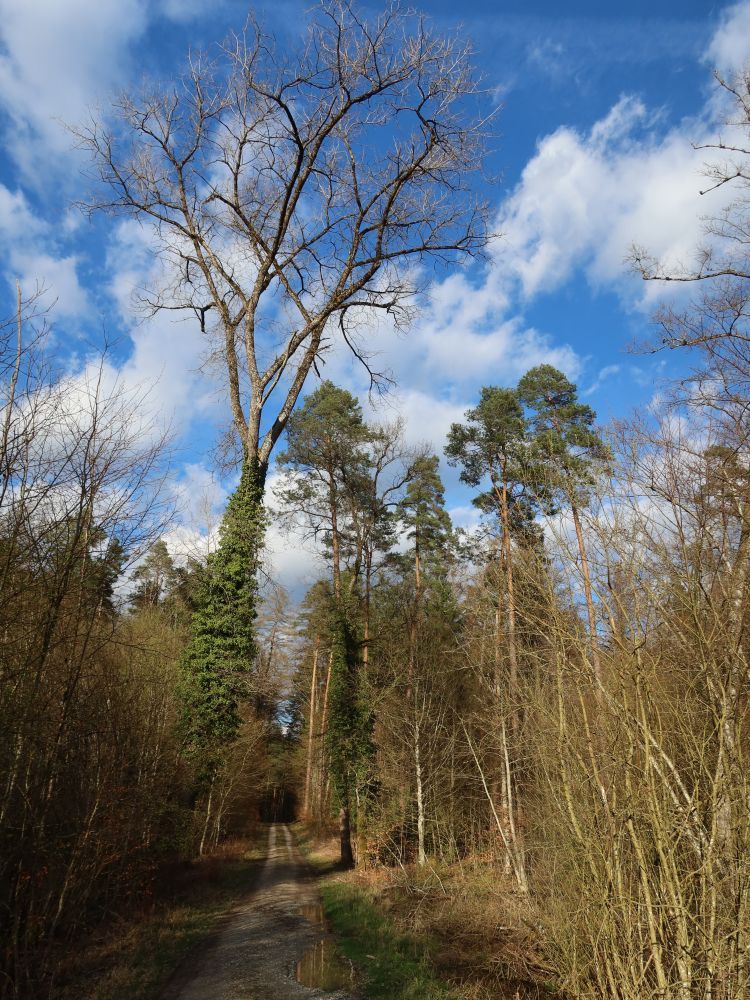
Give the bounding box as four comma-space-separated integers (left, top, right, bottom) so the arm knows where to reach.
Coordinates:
179, 458, 265, 775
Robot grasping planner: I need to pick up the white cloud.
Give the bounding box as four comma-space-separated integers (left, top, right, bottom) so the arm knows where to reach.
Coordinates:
264, 468, 327, 596
0, 0, 150, 182
160, 462, 326, 598
448, 503, 482, 532
162, 464, 226, 565
0, 185, 46, 242
157, 0, 222, 22
11, 251, 88, 319
103, 218, 214, 434
584, 364, 621, 397
0, 182, 93, 325
313, 265, 584, 420
705, 2, 750, 75
365, 388, 467, 455
493, 3, 750, 312
115, 313, 208, 429
495, 96, 719, 304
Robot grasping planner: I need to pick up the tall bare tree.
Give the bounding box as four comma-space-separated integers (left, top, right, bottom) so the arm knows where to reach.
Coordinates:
77, 0, 490, 494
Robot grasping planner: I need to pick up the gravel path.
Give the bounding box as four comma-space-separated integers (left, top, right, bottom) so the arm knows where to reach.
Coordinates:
161, 824, 356, 1000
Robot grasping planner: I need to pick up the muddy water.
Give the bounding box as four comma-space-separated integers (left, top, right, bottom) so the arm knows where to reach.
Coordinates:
296, 903, 355, 991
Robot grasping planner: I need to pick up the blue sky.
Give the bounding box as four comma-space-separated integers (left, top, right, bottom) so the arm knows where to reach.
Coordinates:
0, 0, 747, 590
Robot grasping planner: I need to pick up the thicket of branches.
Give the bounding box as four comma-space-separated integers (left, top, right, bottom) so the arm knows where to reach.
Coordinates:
0, 297, 287, 998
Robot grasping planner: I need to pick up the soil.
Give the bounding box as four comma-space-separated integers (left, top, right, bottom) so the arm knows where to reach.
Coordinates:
160, 823, 356, 1000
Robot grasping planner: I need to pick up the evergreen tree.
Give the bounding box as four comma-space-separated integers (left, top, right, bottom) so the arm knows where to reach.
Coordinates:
276, 382, 374, 866
445, 388, 534, 535
276, 381, 371, 600
517, 365, 608, 684
130, 539, 177, 610
325, 606, 369, 868
445, 387, 536, 714
517, 365, 608, 508
397, 454, 454, 589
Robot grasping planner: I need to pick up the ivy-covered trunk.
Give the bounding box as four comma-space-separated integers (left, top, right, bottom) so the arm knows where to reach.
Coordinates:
180, 456, 266, 801
326, 605, 372, 868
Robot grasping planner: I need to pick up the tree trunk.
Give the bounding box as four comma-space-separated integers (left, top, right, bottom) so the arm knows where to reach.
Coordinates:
303, 639, 320, 820
363, 549, 372, 669
317, 648, 334, 814
407, 524, 421, 701
339, 805, 354, 868
415, 706, 426, 866
498, 474, 519, 734
199, 777, 215, 857
329, 471, 342, 601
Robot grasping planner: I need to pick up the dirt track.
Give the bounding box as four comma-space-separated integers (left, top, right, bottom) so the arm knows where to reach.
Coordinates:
161, 824, 356, 1000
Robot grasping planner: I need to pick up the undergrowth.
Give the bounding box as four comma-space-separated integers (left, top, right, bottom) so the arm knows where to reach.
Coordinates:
322, 879, 459, 1000
54, 835, 266, 1000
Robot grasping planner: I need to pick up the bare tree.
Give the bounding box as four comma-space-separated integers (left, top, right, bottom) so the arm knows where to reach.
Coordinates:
629, 70, 750, 413
76, 0, 490, 492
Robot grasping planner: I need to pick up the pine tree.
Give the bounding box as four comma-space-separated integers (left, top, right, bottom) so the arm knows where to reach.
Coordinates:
397, 454, 454, 590
276, 382, 373, 866
517, 365, 609, 685
445, 387, 535, 714
130, 539, 176, 610
276, 381, 371, 600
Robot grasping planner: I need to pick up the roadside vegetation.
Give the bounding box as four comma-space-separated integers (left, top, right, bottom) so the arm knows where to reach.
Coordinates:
55, 837, 266, 1000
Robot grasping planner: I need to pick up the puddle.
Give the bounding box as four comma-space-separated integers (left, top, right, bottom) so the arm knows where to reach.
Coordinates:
296, 901, 354, 992
296, 936, 355, 991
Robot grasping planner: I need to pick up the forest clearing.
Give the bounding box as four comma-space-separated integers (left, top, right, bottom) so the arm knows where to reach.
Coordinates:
2, 1, 750, 997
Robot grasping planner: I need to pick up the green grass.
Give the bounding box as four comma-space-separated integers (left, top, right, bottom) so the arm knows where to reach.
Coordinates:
321, 881, 460, 1000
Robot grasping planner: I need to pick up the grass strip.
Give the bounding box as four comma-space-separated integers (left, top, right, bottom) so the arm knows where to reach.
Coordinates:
321, 880, 459, 1000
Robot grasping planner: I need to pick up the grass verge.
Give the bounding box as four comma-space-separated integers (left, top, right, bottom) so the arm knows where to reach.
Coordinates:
296, 825, 555, 1000
321, 879, 459, 1000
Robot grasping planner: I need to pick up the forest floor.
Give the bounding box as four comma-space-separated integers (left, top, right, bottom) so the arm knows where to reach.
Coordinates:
298, 827, 555, 1000
57, 824, 554, 999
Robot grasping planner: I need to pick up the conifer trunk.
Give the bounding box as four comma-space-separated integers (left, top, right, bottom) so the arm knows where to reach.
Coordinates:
339, 805, 354, 868
303, 639, 319, 820
497, 472, 519, 734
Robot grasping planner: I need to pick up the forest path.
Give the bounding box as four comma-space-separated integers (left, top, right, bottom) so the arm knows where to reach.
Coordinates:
161, 823, 356, 1000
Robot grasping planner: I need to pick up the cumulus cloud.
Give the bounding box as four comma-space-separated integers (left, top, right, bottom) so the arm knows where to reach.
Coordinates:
495, 97, 719, 304
0, 0, 223, 186
263, 469, 327, 596
11, 251, 88, 319
0, 185, 46, 241
492, 2, 750, 312
309, 264, 584, 435
103, 218, 216, 433
0, 0, 150, 182
705, 1, 750, 75
0, 181, 91, 322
